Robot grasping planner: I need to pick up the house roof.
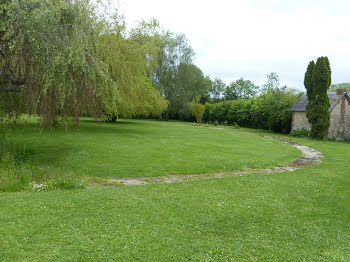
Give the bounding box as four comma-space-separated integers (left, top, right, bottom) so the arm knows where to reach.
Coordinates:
290, 92, 350, 112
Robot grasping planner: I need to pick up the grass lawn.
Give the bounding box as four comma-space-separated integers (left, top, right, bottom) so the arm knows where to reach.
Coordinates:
0, 121, 349, 261
4, 118, 300, 178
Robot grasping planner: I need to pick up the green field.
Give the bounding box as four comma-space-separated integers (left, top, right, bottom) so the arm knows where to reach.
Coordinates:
4, 119, 300, 178
1, 120, 349, 261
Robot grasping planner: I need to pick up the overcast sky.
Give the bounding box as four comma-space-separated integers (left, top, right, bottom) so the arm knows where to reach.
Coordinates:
113, 0, 350, 91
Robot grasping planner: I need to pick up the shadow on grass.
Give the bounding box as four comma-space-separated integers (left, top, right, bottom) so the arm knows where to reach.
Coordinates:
77, 123, 152, 136
2, 119, 154, 169
80, 118, 144, 125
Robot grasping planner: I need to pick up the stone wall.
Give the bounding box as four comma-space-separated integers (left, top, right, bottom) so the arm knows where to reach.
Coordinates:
328, 97, 350, 140
291, 112, 311, 131
345, 98, 350, 139
292, 97, 350, 140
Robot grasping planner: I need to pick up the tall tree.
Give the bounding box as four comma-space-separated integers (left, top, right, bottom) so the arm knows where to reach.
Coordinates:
97, 17, 167, 118
199, 76, 213, 104
305, 60, 315, 121
170, 63, 209, 119
224, 78, 259, 100
0, 0, 115, 126
153, 31, 210, 119
209, 78, 226, 101
305, 57, 331, 138
262, 72, 280, 92
0, 1, 168, 126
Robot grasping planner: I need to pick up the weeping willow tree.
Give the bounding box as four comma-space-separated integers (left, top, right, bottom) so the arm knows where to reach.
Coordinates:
0, 0, 167, 127
97, 18, 167, 119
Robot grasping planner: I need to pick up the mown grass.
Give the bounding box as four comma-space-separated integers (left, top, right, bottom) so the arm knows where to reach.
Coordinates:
2, 118, 300, 180
0, 121, 349, 261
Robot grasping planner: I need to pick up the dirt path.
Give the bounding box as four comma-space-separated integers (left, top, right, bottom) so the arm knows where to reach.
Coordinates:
90, 132, 323, 187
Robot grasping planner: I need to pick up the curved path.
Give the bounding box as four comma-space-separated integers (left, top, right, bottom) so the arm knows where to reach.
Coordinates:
91, 132, 323, 187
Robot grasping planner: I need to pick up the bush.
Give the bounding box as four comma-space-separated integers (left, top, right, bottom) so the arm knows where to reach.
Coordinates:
191, 96, 205, 123
251, 89, 299, 133
233, 122, 240, 129
290, 128, 311, 138
203, 90, 299, 133
203, 99, 256, 127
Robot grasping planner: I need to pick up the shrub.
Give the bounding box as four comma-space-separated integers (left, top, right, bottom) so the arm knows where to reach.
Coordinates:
203, 99, 255, 128
203, 90, 298, 133
233, 122, 240, 129
290, 128, 311, 138
252, 89, 299, 133
191, 96, 205, 123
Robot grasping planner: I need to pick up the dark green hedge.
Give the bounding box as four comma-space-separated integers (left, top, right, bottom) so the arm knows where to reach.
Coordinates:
203, 90, 299, 133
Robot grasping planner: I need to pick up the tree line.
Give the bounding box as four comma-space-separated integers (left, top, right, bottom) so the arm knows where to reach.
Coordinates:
0, 0, 300, 129
202, 74, 300, 133
1, 1, 338, 136
0, 0, 195, 126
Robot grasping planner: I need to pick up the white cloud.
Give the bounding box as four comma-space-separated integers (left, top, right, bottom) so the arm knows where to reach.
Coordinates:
112, 0, 350, 90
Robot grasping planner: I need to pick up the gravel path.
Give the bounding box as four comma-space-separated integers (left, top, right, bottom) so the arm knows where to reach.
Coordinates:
90, 132, 323, 187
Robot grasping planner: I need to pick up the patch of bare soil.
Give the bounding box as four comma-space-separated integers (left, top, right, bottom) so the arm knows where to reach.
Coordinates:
90, 132, 323, 187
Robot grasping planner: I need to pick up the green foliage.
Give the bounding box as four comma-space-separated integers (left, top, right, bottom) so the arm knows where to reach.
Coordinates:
253, 88, 299, 133
305, 61, 315, 113
204, 99, 256, 127
1, 0, 114, 126
198, 76, 213, 104
97, 18, 168, 118
205, 72, 299, 133
153, 32, 211, 120
289, 128, 311, 138
190, 96, 205, 123
330, 82, 350, 92
210, 78, 226, 100
305, 57, 331, 139
0, 1, 168, 127
153, 32, 193, 118
171, 63, 208, 120
204, 87, 298, 133
224, 78, 259, 100
262, 72, 280, 92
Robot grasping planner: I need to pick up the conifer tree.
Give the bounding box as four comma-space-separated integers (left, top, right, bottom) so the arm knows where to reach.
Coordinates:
305, 60, 315, 121
304, 57, 331, 139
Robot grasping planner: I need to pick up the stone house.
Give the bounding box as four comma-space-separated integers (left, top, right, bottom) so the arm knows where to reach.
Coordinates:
290, 89, 350, 140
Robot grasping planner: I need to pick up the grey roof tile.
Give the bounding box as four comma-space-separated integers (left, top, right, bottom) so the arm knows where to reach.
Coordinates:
290, 93, 349, 112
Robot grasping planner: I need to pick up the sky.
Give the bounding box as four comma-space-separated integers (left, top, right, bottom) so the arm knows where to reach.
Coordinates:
111, 0, 350, 91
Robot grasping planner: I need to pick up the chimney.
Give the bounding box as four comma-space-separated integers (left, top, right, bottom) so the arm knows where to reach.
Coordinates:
336, 89, 347, 95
